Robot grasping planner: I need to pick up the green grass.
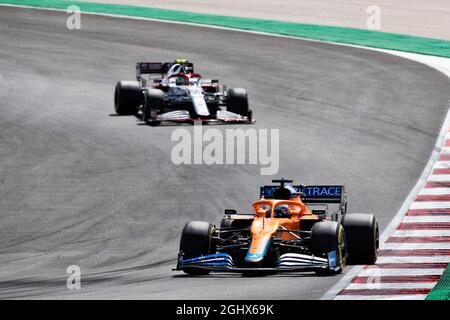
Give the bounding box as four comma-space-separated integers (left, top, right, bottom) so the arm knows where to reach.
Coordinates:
426, 264, 450, 300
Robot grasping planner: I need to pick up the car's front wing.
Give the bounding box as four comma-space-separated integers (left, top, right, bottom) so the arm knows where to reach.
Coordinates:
174, 251, 338, 273
149, 110, 254, 125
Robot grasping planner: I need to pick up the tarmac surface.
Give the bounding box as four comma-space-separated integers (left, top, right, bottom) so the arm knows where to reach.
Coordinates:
0, 6, 449, 298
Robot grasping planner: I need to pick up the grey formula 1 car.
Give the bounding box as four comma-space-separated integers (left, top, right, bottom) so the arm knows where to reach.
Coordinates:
114, 59, 254, 125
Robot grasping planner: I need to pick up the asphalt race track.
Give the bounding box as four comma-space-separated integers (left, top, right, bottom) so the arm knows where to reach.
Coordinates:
0, 6, 449, 299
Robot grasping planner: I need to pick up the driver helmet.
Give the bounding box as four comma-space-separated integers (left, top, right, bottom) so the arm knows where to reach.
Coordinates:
274, 204, 291, 218
167, 63, 187, 78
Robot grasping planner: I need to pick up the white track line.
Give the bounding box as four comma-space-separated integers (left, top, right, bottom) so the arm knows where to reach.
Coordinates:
347, 282, 437, 290
382, 243, 450, 250
403, 216, 450, 223
432, 162, 450, 169
419, 188, 450, 195
334, 294, 429, 300
376, 256, 450, 264
410, 202, 450, 209
393, 230, 450, 236
428, 175, 450, 182
359, 268, 445, 276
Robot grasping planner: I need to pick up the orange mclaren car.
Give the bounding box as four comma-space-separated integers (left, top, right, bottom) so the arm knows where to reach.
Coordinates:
175, 179, 379, 275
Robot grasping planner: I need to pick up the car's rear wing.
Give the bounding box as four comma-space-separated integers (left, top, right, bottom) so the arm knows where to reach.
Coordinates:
136, 61, 194, 79
260, 185, 347, 215
302, 185, 346, 204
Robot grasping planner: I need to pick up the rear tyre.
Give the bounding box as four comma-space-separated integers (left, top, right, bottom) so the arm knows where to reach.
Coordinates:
114, 81, 142, 115
143, 89, 165, 125
311, 221, 346, 275
180, 221, 215, 275
227, 88, 252, 117
341, 213, 379, 265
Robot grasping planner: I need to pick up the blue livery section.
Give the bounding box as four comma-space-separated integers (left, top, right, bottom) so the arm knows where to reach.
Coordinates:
302, 186, 342, 197
179, 253, 234, 269
245, 240, 271, 264
327, 251, 337, 269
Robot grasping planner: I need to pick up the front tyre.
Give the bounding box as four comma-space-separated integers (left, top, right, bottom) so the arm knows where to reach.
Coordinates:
114, 81, 142, 115
143, 89, 165, 125
227, 88, 252, 118
311, 221, 346, 275
341, 213, 379, 265
179, 221, 215, 275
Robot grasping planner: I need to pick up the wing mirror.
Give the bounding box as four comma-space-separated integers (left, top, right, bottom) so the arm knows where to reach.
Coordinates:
312, 209, 327, 219
224, 209, 237, 215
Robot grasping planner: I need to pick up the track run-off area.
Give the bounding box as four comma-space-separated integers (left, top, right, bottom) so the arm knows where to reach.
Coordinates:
0, 5, 449, 299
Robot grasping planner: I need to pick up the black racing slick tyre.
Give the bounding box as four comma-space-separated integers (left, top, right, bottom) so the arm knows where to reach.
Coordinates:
114, 81, 142, 115
341, 213, 379, 265
310, 221, 346, 275
179, 221, 215, 275
143, 89, 165, 125
227, 88, 251, 117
